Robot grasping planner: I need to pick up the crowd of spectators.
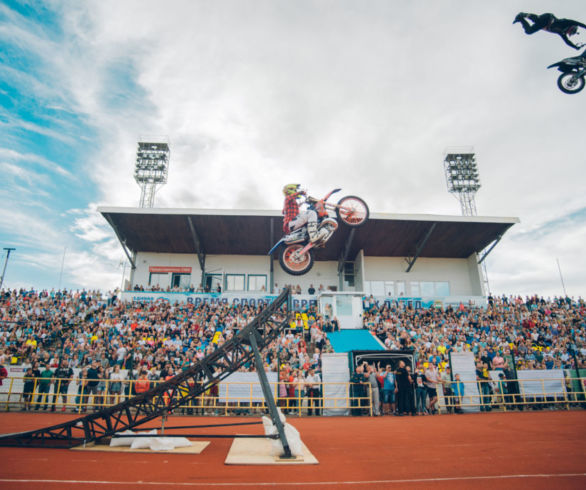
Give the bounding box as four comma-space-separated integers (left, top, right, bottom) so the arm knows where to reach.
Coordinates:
0, 288, 583, 415
362, 293, 585, 373
0, 287, 335, 413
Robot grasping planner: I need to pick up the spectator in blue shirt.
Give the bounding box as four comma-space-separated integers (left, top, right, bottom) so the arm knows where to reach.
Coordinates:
381, 364, 396, 415
451, 374, 464, 414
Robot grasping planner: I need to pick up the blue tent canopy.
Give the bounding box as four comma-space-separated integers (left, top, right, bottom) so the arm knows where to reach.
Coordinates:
327, 330, 385, 353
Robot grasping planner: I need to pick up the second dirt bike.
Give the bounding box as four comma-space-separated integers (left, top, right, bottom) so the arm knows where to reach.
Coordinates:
269, 189, 369, 276
548, 51, 586, 94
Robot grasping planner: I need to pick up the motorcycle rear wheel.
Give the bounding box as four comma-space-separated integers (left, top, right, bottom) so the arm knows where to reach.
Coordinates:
279, 244, 314, 276
336, 196, 369, 227
557, 73, 585, 94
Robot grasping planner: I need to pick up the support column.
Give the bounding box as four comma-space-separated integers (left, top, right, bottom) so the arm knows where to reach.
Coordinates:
187, 216, 206, 286
248, 330, 292, 458
269, 218, 275, 294
337, 228, 356, 292
405, 223, 437, 273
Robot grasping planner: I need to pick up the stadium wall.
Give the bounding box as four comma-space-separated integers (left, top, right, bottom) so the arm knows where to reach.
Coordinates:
273, 260, 340, 293
362, 256, 480, 296
130, 251, 484, 297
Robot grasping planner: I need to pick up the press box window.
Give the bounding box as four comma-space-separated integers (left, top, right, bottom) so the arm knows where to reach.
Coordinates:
369, 281, 385, 295
171, 273, 191, 289
204, 274, 222, 292
225, 274, 245, 291
435, 282, 450, 296
248, 274, 267, 291
149, 272, 169, 288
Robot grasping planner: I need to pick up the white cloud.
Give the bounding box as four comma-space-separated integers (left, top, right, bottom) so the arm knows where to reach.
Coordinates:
2, 0, 586, 296
0, 148, 74, 178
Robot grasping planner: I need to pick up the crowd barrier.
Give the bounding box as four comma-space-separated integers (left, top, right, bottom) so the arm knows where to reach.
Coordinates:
439, 377, 585, 413
0, 376, 583, 415
0, 377, 370, 416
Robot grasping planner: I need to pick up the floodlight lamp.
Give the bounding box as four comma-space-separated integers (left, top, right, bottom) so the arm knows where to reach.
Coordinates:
443, 148, 481, 216
134, 141, 170, 208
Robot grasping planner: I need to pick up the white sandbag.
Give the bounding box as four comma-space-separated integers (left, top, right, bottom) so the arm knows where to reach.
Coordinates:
276, 408, 286, 424
131, 438, 154, 449
149, 437, 176, 451
261, 416, 276, 436
168, 437, 192, 448
110, 430, 136, 447
284, 424, 303, 457
130, 429, 158, 449
269, 423, 303, 457
284, 422, 299, 438
148, 437, 191, 451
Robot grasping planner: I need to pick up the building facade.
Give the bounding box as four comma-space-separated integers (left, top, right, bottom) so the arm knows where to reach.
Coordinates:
100, 207, 518, 299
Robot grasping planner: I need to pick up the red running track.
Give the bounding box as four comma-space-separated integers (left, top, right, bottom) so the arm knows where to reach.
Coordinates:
0, 410, 584, 489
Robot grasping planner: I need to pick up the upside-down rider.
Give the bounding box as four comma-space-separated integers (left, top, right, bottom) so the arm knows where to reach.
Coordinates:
282, 184, 328, 243
513, 12, 586, 50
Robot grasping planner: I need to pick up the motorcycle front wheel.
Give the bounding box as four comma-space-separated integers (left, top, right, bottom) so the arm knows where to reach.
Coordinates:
336, 196, 369, 227
557, 73, 585, 94
279, 244, 314, 276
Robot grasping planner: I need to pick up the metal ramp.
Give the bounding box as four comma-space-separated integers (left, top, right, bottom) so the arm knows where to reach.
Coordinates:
0, 288, 292, 449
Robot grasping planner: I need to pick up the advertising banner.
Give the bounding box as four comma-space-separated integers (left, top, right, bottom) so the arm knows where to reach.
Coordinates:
321, 353, 350, 416
121, 291, 318, 311
517, 369, 566, 398
121, 291, 487, 312
149, 266, 192, 273
449, 352, 480, 413
363, 296, 488, 310
218, 371, 278, 403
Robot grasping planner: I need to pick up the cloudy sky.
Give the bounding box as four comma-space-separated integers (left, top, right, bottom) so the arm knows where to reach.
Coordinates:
0, 0, 585, 298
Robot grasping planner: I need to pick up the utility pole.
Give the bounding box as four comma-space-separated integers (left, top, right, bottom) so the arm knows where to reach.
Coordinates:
120, 259, 128, 291
0, 248, 15, 290
58, 247, 67, 290
556, 258, 567, 297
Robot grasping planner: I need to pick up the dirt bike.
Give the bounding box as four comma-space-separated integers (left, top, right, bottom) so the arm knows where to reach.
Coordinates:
268, 189, 369, 276
548, 51, 586, 94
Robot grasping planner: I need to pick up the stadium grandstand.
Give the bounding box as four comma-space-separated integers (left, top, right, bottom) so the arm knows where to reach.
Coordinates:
0, 205, 583, 418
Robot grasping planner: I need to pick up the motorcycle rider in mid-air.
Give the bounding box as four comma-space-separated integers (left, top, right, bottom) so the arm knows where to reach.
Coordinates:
282, 184, 327, 243
513, 12, 586, 50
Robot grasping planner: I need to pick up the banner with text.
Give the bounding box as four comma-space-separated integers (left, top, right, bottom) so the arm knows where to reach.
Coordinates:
121, 291, 317, 311
121, 291, 487, 311
363, 296, 488, 310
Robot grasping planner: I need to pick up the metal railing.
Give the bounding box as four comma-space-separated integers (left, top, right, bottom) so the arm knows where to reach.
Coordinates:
0, 377, 373, 416
0, 376, 582, 415
438, 377, 585, 412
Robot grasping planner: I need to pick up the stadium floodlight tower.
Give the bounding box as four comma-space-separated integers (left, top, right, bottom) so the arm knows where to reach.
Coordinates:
134, 141, 170, 208
443, 147, 481, 216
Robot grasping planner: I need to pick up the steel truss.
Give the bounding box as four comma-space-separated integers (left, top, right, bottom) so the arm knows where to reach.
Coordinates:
0, 289, 292, 449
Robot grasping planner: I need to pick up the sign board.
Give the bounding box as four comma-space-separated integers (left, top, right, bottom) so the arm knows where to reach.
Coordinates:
364, 296, 488, 310
149, 266, 192, 274
218, 371, 278, 403
449, 352, 480, 413
321, 353, 350, 416
517, 369, 566, 398
121, 291, 487, 312
121, 291, 317, 311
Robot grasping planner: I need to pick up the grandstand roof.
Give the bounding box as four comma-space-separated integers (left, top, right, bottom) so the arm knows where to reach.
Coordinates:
98, 207, 519, 262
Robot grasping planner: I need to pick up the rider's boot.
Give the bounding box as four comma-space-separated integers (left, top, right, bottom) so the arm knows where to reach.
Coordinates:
308, 222, 329, 243
316, 226, 329, 243
307, 222, 320, 243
